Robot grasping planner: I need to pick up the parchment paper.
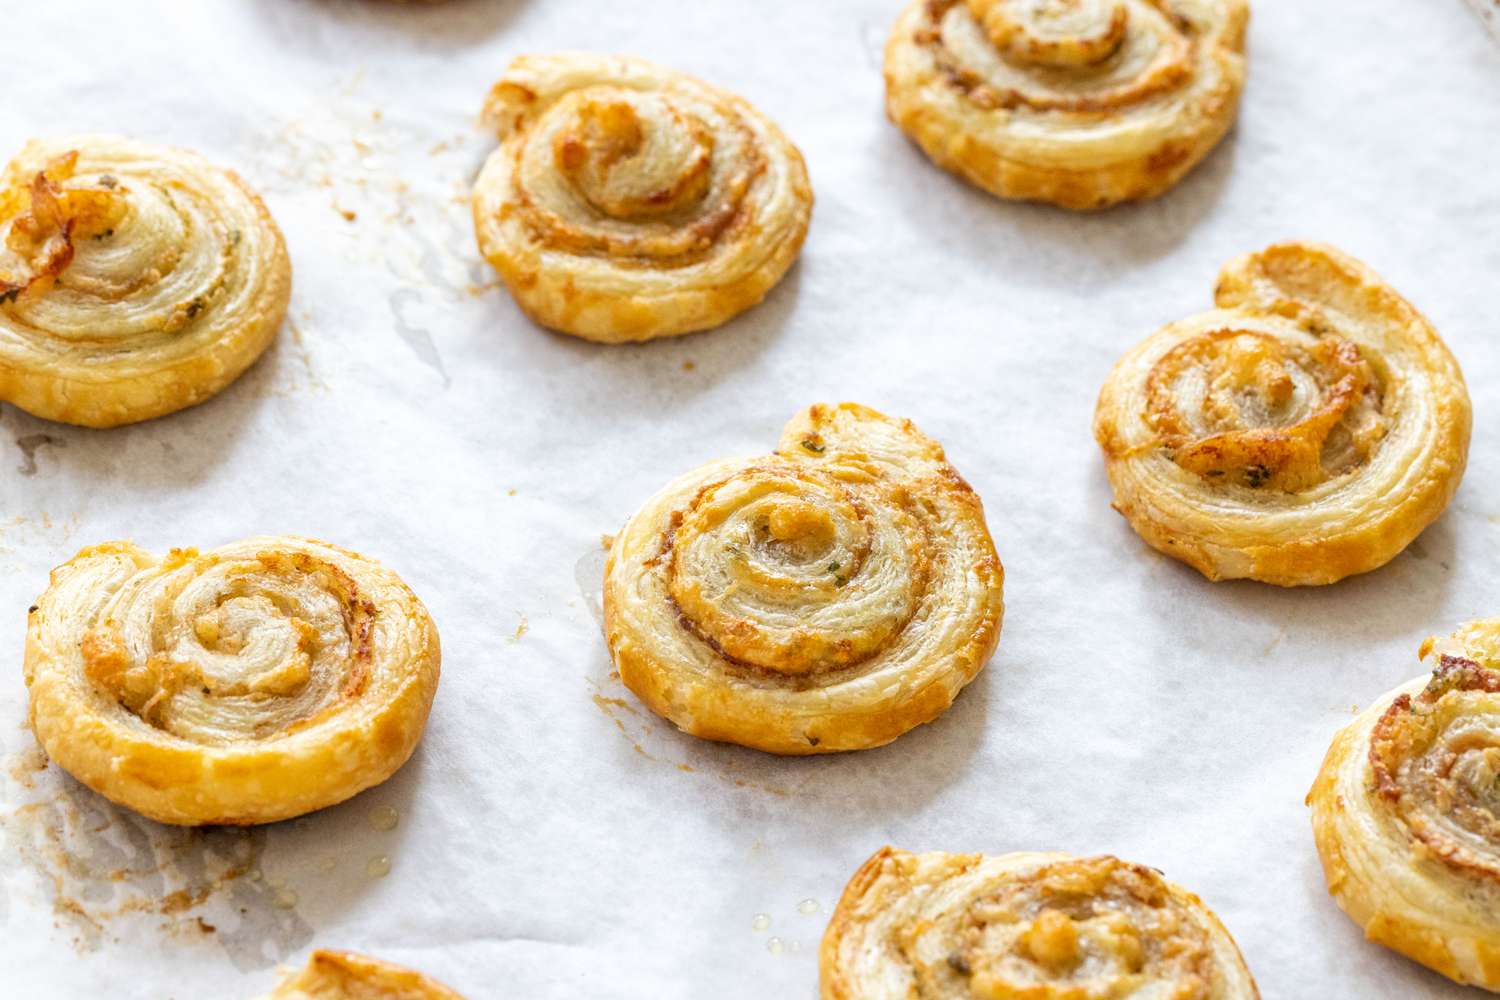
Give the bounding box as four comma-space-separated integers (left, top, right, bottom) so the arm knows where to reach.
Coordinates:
1470, 0, 1500, 42
2, 2, 1497, 997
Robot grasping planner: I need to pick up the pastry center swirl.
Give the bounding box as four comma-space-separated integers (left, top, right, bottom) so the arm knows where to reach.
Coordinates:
968, 0, 1130, 68
666, 467, 928, 677
1370, 656, 1500, 882
517, 85, 764, 262
1144, 329, 1387, 490
554, 97, 714, 219
80, 550, 374, 746
943, 857, 1216, 998
935, 0, 1194, 111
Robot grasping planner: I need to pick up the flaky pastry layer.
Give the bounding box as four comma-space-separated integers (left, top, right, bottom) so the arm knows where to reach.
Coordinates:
472, 53, 812, 342
0, 135, 290, 427
24, 536, 440, 826
1308, 620, 1500, 991
603, 403, 1004, 754
1093, 241, 1470, 585
258, 949, 466, 1000
821, 847, 1259, 998
884, 0, 1248, 210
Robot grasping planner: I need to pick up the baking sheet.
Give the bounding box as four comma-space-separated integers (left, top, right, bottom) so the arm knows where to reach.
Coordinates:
2, 1, 1498, 996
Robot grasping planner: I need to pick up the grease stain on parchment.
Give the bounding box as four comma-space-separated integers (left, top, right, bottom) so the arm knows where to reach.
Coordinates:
574, 544, 609, 632
245, 72, 491, 385
389, 288, 451, 386
1, 752, 311, 969
860, 19, 887, 71
367, 805, 400, 833
15, 433, 62, 476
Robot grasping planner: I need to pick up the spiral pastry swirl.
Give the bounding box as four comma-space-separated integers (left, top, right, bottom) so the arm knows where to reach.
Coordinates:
821, 847, 1260, 999
883, 0, 1248, 209
23, 537, 440, 826
1308, 620, 1500, 991
472, 53, 813, 343
603, 403, 1003, 754
0, 136, 290, 427
1093, 242, 1470, 586
258, 950, 466, 1000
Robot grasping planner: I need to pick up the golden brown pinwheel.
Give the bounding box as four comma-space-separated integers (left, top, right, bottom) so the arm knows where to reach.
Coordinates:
24, 537, 439, 826
1309, 619, 1500, 991
0, 136, 290, 427
257, 950, 466, 1000
884, 0, 1248, 209
1094, 241, 1470, 585
821, 847, 1260, 998
472, 53, 813, 342
603, 403, 1004, 754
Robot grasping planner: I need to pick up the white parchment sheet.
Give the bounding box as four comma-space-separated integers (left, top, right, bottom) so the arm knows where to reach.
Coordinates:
1, 2, 1497, 997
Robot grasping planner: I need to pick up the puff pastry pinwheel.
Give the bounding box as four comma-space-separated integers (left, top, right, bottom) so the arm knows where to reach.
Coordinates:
471, 53, 813, 343
0, 136, 290, 427
1093, 241, 1470, 586
257, 950, 466, 1000
23, 537, 439, 827
821, 847, 1260, 999
1308, 620, 1500, 991
603, 403, 1004, 755
883, 0, 1249, 210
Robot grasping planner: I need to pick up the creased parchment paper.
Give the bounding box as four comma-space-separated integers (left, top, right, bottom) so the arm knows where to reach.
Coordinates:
1, 1, 1498, 997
